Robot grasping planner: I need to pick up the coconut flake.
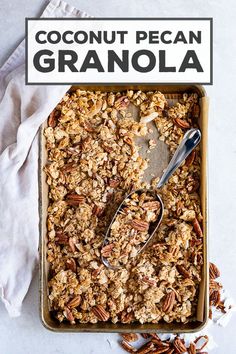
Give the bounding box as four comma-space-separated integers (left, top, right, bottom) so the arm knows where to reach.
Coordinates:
140, 112, 159, 123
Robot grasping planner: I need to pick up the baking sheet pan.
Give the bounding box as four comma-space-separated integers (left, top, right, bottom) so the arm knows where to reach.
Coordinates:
39, 84, 208, 333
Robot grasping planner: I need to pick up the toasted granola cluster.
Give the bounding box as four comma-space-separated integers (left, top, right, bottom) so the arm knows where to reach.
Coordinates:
102, 191, 161, 268
44, 89, 203, 325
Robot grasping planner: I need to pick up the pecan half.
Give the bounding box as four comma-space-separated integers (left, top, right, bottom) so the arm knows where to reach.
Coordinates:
174, 118, 190, 129
140, 333, 150, 339
120, 340, 137, 353
194, 335, 209, 351
101, 243, 114, 257
92, 305, 110, 321
67, 295, 81, 308
66, 258, 77, 272
192, 218, 203, 237
120, 333, 139, 342
185, 150, 196, 167
209, 262, 220, 279
173, 337, 187, 353
66, 193, 86, 206
188, 342, 196, 354
142, 201, 161, 211
162, 291, 175, 313
64, 307, 75, 324
131, 219, 149, 232
48, 109, 59, 128
176, 265, 190, 278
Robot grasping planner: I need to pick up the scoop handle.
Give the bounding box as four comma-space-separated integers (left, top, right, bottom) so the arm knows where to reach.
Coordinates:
157, 128, 201, 189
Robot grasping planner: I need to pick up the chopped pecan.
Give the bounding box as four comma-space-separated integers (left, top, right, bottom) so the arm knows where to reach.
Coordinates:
189, 238, 202, 247
209, 262, 220, 279
174, 118, 190, 129
67, 295, 81, 308
115, 96, 130, 110
185, 150, 196, 167
68, 237, 76, 253
101, 243, 114, 257
209, 279, 222, 294
124, 136, 133, 145
109, 178, 120, 188
92, 205, 104, 216
130, 219, 149, 232
192, 218, 203, 237
92, 264, 104, 277
67, 146, 81, 156
92, 305, 110, 321
162, 291, 175, 313
216, 300, 226, 313
81, 137, 92, 151
173, 337, 187, 353
192, 104, 200, 118
61, 162, 77, 173
142, 201, 161, 211
66, 258, 77, 272
120, 340, 137, 353
55, 231, 68, 245
141, 276, 157, 287
176, 201, 184, 216
121, 311, 134, 324
102, 143, 113, 153
83, 121, 95, 132
120, 333, 139, 342
176, 265, 190, 278
210, 290, 220, 307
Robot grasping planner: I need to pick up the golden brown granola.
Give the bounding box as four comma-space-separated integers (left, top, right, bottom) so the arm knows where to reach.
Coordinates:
44, 89, 203, 325
103, 191, 161, 268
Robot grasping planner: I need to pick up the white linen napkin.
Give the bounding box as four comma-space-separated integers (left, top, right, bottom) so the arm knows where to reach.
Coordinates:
0, 0, 90, 317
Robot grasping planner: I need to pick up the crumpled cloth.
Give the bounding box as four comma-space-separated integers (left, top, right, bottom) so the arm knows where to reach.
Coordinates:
0, 0, 90, 317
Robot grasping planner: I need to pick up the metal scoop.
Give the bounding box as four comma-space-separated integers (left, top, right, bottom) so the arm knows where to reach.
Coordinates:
102, 128, 201, 269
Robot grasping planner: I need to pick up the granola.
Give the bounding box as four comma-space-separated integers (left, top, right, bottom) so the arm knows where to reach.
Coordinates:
44, 89, 203, 325
102, 191, 161, 268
